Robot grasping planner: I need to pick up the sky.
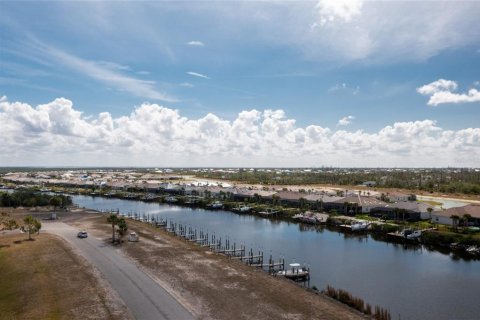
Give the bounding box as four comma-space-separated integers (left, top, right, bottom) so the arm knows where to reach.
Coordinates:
0, 0, 479, 167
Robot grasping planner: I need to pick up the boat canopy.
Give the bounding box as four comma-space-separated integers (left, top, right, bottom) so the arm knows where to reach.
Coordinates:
289, 263, 301, 267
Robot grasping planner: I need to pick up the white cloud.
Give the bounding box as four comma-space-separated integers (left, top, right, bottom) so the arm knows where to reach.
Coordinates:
187, 71, 210, 79
417, 79, 480, 106
222, 1, 480, 63
180, 82, 194, 88
315, 0, 363, 26
1, 97, 479, 167
328, 83, 360, 95
186, 41, 205, 47
338, 115, 355, 126
417, 79, 457, 95
328, 83, 347, 92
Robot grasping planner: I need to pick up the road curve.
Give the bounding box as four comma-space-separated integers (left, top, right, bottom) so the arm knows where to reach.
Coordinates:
43, 222, 194, 320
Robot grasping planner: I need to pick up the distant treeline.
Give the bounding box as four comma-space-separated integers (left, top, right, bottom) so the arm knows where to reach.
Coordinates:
192, 168, 480, 195
0, 191, 72, 208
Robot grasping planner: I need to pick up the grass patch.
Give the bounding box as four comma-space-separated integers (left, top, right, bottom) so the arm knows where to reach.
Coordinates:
417, 200, 443, 206
0, 233, 122, 320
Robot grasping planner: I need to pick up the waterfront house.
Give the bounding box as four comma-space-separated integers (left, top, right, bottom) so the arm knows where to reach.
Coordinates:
431, 204, 480, 226
387, 192, 411, 202
159, 183, 184, 194
370, 201, 431, 221
232, 188, 277, 202
329, 195, 388, 215
271, 191, 304, 206
302, 193, 343, 211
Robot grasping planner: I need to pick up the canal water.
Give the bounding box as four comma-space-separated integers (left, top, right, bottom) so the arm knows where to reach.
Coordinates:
72, 195, 480, 320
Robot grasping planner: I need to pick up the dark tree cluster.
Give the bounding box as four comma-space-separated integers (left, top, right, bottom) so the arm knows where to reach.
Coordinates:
0, 191, 72, 208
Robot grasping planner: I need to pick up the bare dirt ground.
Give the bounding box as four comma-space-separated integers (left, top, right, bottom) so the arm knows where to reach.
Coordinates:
65, 211, 366, 320
0, 231, 131, 320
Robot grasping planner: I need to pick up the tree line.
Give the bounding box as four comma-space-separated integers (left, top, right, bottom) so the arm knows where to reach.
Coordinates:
0, 191, 72, 208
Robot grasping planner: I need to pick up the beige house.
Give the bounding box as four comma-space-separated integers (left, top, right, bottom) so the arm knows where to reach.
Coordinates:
431, 204, 480, 226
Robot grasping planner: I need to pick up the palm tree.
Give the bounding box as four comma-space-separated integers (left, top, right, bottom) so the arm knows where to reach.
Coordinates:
107, 213, 119, 243
343, 202, 350, 215
272, 195, 280, 206
463, 214, 472, 228
33, 219, 42, 235
450, 215, 459, 231
299, 197, 307, 210
23, 215, 35, 240
427, 207, 433, 220
117, 218, 128, 242
49, 196, 62, 214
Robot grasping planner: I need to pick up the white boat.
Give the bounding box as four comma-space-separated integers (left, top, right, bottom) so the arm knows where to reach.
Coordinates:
209, 201, 223, 209
350, 220, 369, 231
165, 196, 178, 203
259, 208, 280, 216
277, 263, 310, 280
299, 215, 318, 224
466, 246, 479, 255
406, 230, 422, 239
239, 205, 251, 212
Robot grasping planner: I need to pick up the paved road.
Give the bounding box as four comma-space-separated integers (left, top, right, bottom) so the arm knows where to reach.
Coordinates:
43, 222, 194, 320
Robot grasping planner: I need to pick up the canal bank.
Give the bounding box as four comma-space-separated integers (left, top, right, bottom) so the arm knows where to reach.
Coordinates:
71, 195, 480, 320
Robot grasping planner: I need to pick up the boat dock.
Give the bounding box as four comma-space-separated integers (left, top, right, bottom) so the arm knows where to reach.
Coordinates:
120, 211, 310, 283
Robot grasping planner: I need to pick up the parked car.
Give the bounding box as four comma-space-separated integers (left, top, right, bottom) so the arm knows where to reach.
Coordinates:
77, 231, 88, 238
128, 232, 139, 242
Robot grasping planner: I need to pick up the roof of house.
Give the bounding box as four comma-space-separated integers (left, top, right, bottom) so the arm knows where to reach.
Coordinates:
303, 193, 343, 203
433, 204, 480, 219
233, 188, 277, 197
381, 201, 431, 212
333, 195, 362, 204
360, 197, 388, 207
274, 191, 306, 200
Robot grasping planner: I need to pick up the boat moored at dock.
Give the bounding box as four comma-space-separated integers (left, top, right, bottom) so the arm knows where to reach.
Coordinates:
277, 263, 310, 281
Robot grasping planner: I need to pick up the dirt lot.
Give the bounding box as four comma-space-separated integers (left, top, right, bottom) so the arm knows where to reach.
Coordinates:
0, 231, 131, 320
66, 212, 365, 320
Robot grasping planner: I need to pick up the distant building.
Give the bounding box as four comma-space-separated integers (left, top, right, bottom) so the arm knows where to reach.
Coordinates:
362, 181, 376, 187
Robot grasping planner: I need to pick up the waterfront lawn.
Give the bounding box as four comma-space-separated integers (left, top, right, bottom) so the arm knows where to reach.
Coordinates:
422, 229, 480, 246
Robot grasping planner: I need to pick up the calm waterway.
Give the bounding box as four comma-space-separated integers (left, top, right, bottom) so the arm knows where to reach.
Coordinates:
72, 195, 480, 320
